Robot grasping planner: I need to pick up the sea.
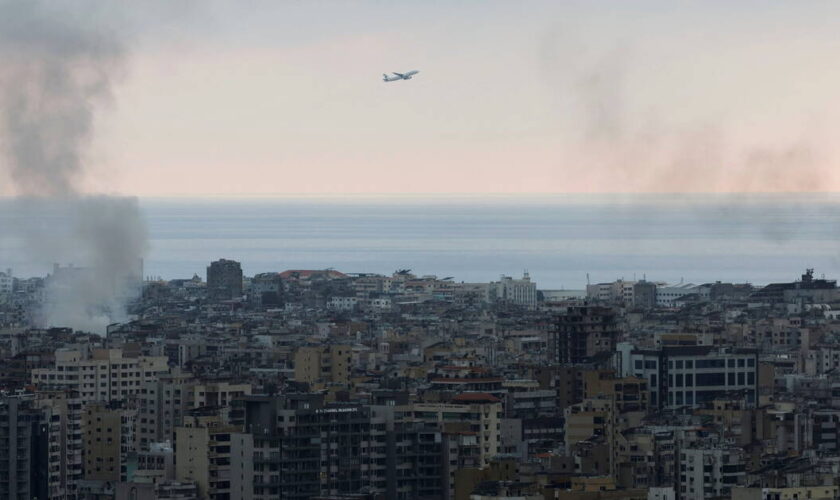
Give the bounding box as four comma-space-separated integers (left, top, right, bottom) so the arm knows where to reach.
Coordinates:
3, 193, 840, 289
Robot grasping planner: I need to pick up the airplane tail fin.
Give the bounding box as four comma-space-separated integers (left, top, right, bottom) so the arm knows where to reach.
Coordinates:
382, 73, 388, 81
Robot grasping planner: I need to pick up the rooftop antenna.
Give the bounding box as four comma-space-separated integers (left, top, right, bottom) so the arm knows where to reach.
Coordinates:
586, 273, 590, 285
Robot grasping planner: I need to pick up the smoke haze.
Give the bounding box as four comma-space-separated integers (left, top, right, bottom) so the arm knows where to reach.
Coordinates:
0, 0, 147, 333
539, 24, 837, 194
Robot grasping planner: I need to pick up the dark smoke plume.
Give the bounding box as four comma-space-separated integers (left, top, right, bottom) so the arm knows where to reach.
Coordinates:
0, 0, 147, 333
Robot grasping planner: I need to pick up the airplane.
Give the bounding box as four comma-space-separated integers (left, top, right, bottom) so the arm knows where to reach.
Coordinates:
383, 70, 419, 82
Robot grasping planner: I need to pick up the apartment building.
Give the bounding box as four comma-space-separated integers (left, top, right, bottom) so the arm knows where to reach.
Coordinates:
207, 258, 244, 301
175, 412, 253, 500
620, 345, 759, 410
550, 306, 619, 364
32, 348, 169, 405
679, 446, 746, 500
137, 369, 196, 447
34, 389, 84, 500
0, 393, 47, 500
293, 344, 352, 386
82, 402, 124, 482
488, 273, 537, 309
405, 393, 502, 467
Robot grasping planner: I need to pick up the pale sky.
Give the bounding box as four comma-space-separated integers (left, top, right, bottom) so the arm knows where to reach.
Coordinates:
21, 1, 840, 195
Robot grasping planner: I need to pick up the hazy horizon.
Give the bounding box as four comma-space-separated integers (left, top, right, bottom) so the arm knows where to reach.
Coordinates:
3, 194, 837, 289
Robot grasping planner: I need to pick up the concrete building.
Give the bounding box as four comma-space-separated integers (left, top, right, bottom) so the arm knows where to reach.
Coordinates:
550, 306, 619, 365
632, 280, 657, 308
32, 348, 169, 405
129, 440, 176, 484
0, 393, 48, 500
175, 413, 253, 500
586, 279, 655, 307
406, 393, 503, 467
207, 258, 244, 301
294, 344, 352, 386
679, 446, 746, 500
488, 273, 537, 309
620, 345, 758, 410
232, 394, 389, 500
250, 272, 283, 307
83, 402, 125, 482
34, 389, 84, 500
0, 268, 12, 294
656, 283, 700, 307
137, 369, 196, 448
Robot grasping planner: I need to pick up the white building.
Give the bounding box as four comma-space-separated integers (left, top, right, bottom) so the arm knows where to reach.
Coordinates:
328, 296, 359, 311
648, 487, 676, 500
585, 280, 639, 304
0, 268, 12, 294
489, 272, 537, 309
680, 447, 746, 500
656, 283, 700, 307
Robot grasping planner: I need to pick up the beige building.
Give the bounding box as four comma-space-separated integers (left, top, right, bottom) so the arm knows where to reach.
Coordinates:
32, 348, 169, 404
137, 369, 196, 448
176, 414, 253, 500
403, 393, 502, 467
83, 402, 135, 482
294, 344, 352, 385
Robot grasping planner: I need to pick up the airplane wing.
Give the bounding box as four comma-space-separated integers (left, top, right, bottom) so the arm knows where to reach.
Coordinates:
392, 72, 405, 78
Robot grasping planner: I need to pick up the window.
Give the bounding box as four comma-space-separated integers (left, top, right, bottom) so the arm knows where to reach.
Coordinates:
696, 373, 726, 386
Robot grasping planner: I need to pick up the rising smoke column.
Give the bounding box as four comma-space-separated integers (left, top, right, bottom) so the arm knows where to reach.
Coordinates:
0, 0, 148, 333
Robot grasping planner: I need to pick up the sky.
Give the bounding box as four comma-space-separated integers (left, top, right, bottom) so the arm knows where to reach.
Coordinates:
6, 0, 840, 196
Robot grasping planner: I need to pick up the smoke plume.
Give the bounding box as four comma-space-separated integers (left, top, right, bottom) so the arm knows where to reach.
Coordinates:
538, 27, 838, 194
0, 0, 147, 333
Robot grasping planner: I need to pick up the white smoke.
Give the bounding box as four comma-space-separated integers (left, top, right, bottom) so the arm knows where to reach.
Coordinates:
0, 0, 147, 333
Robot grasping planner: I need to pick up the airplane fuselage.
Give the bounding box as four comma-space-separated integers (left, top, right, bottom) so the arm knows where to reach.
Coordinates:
383, 70, 419, 82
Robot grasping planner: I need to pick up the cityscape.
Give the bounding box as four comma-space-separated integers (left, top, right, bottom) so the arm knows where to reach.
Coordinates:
2, 1, 840, 500
2, 263, 840, 500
